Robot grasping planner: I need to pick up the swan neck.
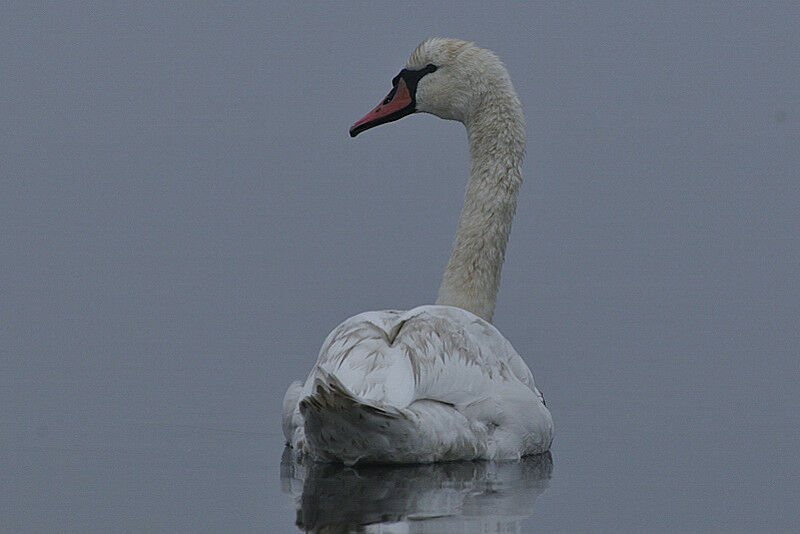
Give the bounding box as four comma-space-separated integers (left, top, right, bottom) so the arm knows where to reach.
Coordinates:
435, 92, 525, 322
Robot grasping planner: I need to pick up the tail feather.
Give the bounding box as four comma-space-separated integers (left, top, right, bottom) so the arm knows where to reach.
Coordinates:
300, 372, 400, 419
299, 371, 416, 465
297, 370, 491, 464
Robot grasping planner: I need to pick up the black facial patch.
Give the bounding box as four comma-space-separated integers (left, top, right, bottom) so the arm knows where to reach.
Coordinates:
393, 63, 438, 99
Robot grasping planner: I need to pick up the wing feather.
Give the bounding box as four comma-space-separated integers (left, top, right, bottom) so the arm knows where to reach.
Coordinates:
303, 305, 537, 411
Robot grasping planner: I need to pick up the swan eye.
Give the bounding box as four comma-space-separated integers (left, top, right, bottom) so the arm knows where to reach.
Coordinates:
426, 64, 437, 73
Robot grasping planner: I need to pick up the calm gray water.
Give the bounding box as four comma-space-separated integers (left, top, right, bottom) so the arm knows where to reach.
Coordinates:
2, 4, 799, 532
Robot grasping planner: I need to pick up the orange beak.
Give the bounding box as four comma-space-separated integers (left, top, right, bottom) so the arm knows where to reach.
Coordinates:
350, 78, 414, 137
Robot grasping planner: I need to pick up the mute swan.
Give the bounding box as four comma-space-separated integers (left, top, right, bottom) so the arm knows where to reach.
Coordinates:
282, 38, 553, 464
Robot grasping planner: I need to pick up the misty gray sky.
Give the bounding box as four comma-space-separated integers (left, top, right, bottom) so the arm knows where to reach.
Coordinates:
2, 3, 799, 531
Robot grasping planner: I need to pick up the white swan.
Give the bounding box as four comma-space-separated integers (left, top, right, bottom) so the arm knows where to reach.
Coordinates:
282, 38, 553, 464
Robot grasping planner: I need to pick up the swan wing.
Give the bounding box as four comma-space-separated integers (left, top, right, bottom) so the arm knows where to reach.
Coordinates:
302, 305, 539, 411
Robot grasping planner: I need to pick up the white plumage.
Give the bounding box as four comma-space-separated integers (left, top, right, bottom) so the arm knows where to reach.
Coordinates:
283, 38, 553, 464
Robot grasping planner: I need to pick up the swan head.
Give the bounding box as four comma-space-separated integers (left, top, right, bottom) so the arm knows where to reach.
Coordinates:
350, 38, 515, 137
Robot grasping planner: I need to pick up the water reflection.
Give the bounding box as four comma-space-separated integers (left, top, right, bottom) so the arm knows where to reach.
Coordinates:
280, 448, 553, 533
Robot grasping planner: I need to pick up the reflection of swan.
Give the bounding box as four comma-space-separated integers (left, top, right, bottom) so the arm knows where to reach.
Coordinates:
280, 447, 553, 533
283, 38, 553, 464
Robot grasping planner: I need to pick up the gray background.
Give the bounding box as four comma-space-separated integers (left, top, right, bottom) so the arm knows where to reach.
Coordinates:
2, 2, 798, 532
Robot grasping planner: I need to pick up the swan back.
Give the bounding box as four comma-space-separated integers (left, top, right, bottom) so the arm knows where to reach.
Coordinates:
287, 306, 552, 463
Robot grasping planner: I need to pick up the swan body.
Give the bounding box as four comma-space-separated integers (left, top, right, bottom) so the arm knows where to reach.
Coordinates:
283, 38, 553, 464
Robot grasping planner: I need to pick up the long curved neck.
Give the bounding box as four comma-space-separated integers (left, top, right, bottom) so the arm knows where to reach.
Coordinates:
435, 89, 525, 322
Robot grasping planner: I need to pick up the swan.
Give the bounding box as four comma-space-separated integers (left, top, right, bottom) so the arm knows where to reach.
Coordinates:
282, 38, 553, 464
